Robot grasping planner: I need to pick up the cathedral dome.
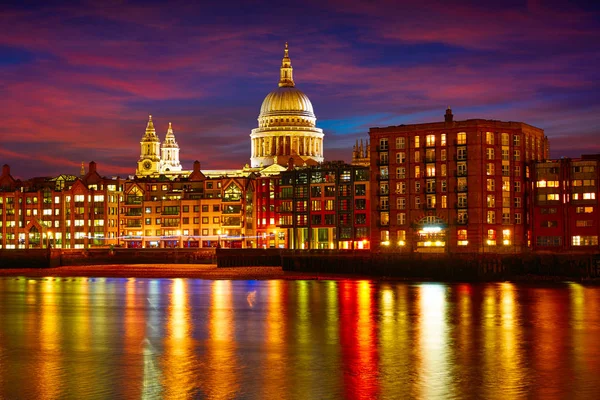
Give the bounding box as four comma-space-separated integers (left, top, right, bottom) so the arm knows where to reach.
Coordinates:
259, 86, 315, 119
250, 43, 324, 168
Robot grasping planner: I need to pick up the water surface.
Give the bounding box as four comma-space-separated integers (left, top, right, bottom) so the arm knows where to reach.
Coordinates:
0, 277, 599, 399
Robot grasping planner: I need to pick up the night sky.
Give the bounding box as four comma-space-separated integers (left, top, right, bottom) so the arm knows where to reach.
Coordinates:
2, 0, 599, 179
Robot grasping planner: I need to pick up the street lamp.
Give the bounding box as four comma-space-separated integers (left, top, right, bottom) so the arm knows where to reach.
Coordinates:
217, 229, 222, 248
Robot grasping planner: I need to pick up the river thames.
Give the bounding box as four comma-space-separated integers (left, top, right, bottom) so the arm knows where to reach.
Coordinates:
0, 277, 599, 399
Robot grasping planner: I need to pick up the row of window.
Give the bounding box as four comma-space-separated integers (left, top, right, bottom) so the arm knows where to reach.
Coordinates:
379, 211, 522, 226
279, 214, 366, 227
538, 193, 596, 201
536, 236, 599, 246
379, 133, 542, 151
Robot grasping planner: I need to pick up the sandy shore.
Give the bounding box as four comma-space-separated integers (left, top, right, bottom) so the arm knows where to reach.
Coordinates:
0, 264, 370, 280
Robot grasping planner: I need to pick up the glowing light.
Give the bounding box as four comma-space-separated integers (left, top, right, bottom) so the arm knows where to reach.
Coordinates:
381, 241, 390, 246
398, 240, 406, 246
421, 226, 442, 233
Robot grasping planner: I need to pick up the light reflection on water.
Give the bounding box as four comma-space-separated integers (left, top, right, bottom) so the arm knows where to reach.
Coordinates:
1, 278, 599, 399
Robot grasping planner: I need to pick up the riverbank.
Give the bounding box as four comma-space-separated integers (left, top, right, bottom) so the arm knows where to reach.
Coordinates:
1, 264, 599, 283
0, 264, 366, 280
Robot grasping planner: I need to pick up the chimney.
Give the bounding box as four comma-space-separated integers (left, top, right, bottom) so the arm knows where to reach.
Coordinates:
88, 161, 97, 174
1, 164, 9, 177
445, 107, 454, 123
193, 160, 201, 172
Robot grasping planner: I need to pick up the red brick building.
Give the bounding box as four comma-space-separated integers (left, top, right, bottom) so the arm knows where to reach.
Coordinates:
532, 155, 599, 252
277, 162, 370, 249
369, 109, 548, 253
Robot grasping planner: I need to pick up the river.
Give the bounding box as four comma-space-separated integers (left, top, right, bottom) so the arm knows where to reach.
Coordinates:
0, 277, 599, 399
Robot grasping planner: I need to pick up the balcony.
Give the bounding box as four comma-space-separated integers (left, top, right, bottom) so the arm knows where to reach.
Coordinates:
378, 188, 390, 196
454, 170, 468, 177
377, 205, 389, 211
125, 196, 143, 205
376, 145, 388, 152
377, 174, 389, 181
454, 140, 467, 146
126, 221, 142, 228
455, 202, 468, 209
454, 154, 468, 161
125, 210, 142, 217
425, 156, 436, 163
425, 187, 436, 194
456, 218, 469, 225
455, 186, 468, 193
376, 159, 389, 166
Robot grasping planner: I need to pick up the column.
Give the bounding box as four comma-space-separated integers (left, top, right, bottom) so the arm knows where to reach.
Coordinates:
303, 137, 307, 156
251, 138, 255, 157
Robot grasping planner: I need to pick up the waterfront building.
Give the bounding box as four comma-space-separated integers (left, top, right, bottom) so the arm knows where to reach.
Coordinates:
250, 43, 324, 168
532, 155, 600, 252
369, 108, 549, 253
0, 162, 122, 249
122, 161, 257, 249
277, 161, 370, 249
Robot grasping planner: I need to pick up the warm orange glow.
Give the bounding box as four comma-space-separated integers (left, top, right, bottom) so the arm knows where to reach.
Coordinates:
39, 279, 61, 399
162, 279, 195, 399
202, 281, 239, 399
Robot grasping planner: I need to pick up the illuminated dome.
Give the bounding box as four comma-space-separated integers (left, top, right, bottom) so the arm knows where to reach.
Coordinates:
259, 87, 315, 119
250, 43, 324, 168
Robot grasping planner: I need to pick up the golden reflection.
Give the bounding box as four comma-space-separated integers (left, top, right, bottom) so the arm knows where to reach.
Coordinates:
39, 279, 61, 399
69, 279, 92, 396
498, 283, 524, 396
261, 280, 287, 398
121, 279, 145, 399
297, 281, 310, 345
325, 281, 339, 344
379, 284, 410, 397
162, 279, 195, 399
416, 284, 449, 399
203, 280, 239, 399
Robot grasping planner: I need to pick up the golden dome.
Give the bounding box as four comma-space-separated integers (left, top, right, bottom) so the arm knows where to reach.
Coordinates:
259, 86, 315, 119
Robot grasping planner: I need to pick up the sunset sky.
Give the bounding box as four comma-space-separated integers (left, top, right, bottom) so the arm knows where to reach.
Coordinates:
1, 0, 599, 179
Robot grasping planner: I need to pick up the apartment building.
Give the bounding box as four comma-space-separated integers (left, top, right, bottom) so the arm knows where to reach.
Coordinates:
277, 162, 370, 249
532, 155, 600, 252
369, 108, 548, 253
0, 162, 122, 249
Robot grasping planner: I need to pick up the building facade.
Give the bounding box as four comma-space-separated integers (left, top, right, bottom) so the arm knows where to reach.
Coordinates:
532, 155, 599, 252
369, 108, 549, 253
0, 162, 122, 249
277, 162, 370, 250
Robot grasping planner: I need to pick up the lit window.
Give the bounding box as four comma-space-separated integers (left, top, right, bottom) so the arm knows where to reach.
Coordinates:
426, 134, 435, 147
395, 137, 405, 149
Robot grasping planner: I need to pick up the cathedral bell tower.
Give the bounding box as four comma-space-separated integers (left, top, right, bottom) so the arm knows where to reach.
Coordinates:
160, 122, 182, 173
137, 115, 161, 176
